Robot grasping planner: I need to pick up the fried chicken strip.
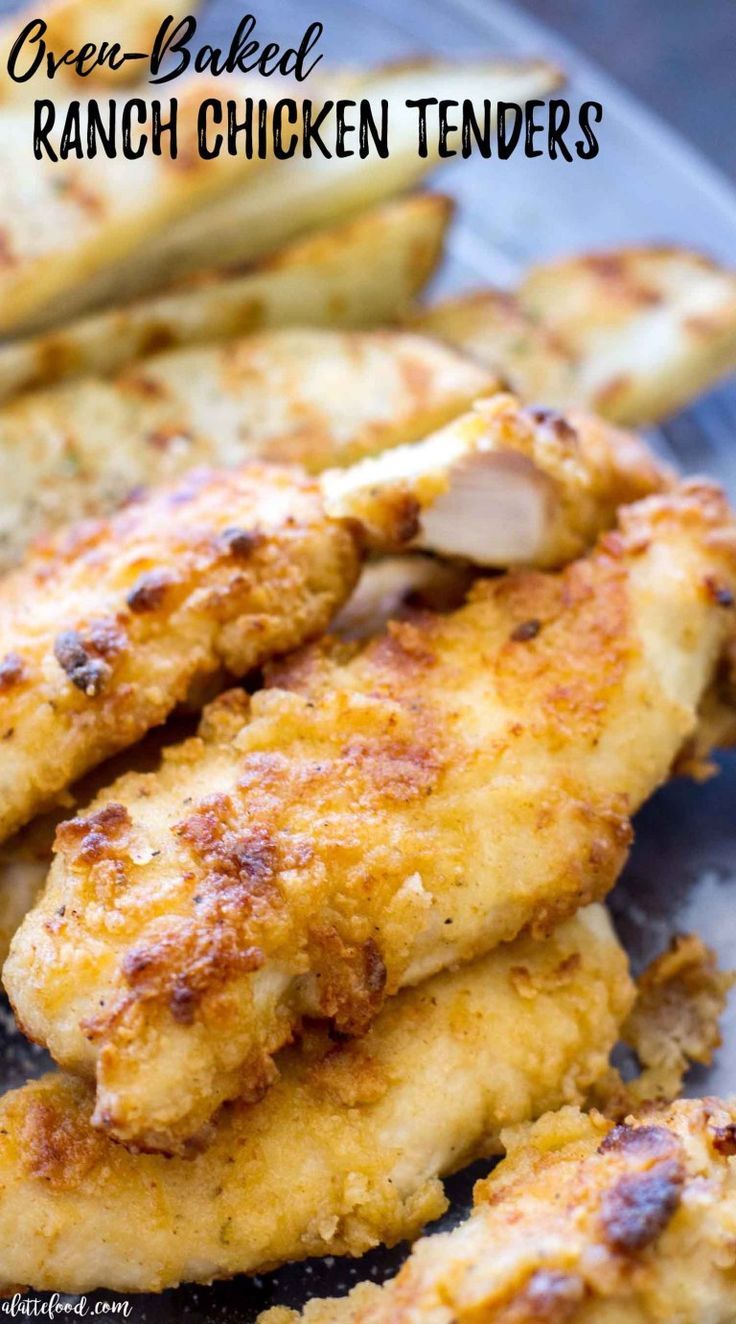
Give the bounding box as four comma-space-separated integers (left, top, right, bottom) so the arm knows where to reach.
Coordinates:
0, 906, 632, 1293
0, 396, 665, 843
324, 394, 666, 568
7, 481, 734, 1152
269, 1098, 736, 1323
0, 463, 363, 844
0, 720, 194, 967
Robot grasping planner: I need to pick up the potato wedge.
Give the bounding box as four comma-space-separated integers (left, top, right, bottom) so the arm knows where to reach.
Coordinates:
47, 59, 562, 321
0, 195, 452, 400
0, 78, 266, 337
0, 328, 492, 570
409, 289, 577, 407
519, 246, 736, 424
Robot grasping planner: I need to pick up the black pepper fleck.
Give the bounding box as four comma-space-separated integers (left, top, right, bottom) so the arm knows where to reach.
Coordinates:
0, 651, 25, 690
53, 631, 111, 697
511, 618, 541, 642
218, 526, 262, 558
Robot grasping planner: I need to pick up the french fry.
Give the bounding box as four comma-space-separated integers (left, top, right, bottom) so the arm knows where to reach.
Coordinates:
0, 328, 492, 570
41, 59, 562, 323
519, 246, 736, 424
0, 195, 452, 400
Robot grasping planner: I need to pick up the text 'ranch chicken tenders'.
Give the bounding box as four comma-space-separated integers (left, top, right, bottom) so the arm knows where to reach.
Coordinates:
6, 480, 735, 1153
0, 56, 562, 334
0, 907, 633, 1293
0, 395, 663, 843
265, 1099, 736, 1324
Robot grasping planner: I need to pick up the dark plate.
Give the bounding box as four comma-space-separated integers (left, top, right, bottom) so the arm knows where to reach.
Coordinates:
1, 0, 736, 1318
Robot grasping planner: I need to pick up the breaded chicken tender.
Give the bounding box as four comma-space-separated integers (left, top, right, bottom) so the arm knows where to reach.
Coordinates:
269, 1098, 736, 1323
0, 907, 632, 1293
0, 817, 53, 970
0, 396, 665, 844
0, 721, 193, 966
7, 482, 735, 1153
323, 394, 667, 569
0, 464, 364, 844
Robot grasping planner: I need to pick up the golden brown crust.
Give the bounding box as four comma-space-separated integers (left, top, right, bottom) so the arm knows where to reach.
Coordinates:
0, 462, 362, 842
274, 1098, 736, 1323
7, 484, 735, 1152
0, 906, 633, 1293
623, 935, 734, 1106
0, 718, 196, 967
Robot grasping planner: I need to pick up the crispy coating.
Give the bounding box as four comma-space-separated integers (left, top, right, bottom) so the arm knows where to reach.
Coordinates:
327, 394, 668, 567
0, 328, 490, 570
623, 935, 735, 1107
0, 463, 363, 842
0, 392, 663, 843
591, 935, 734, 1121
271, 1098, 736, 1323
0, 720, 194, 968
7, 483, 736, 1152
0, 907, 632, 1293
